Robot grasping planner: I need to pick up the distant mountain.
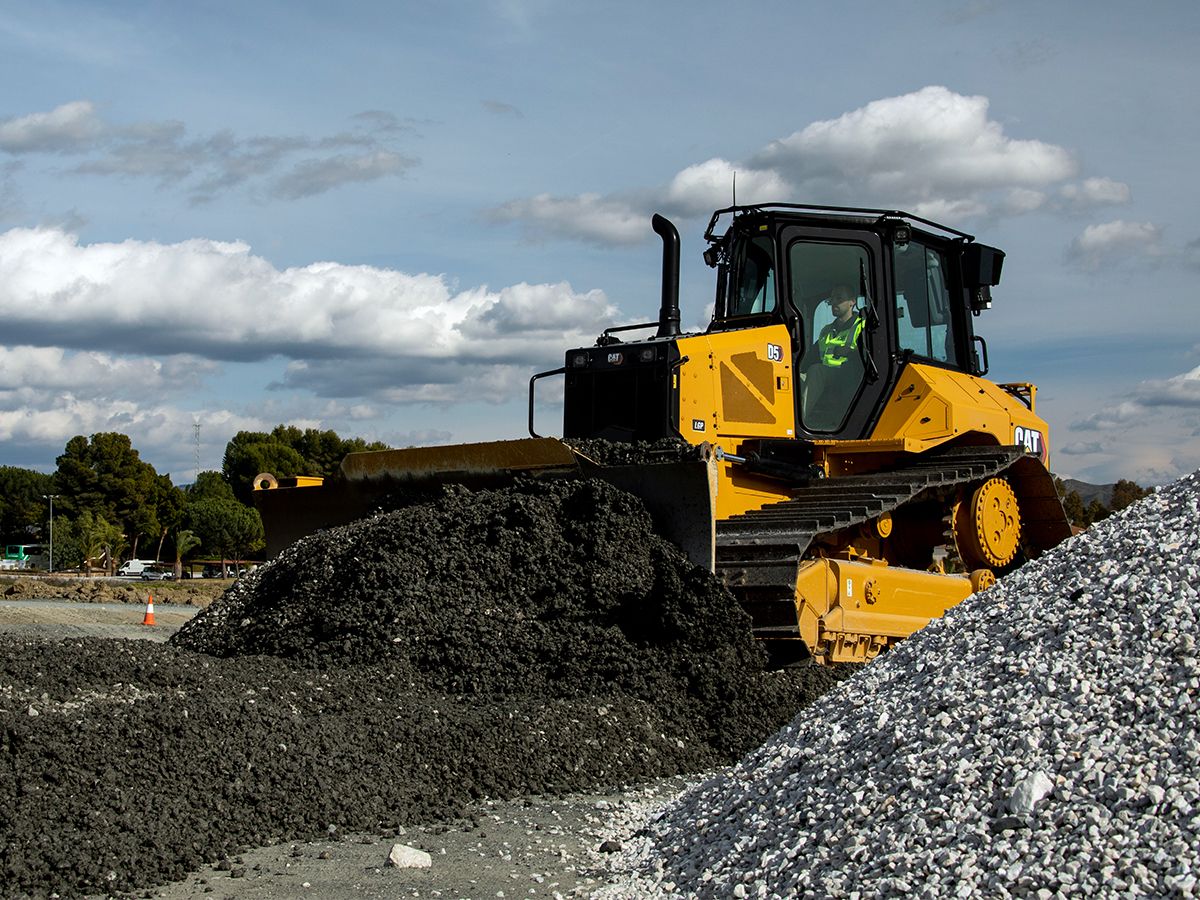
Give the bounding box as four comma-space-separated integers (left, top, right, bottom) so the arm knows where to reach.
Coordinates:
1061, 478, 1113, 506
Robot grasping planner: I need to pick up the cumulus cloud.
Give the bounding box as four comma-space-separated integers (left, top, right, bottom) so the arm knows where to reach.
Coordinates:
0, 224, 618, 375
1067, 219, 1165, 268
491, 86, 1131, 247
1058, 177, 1131, 210
1071, 365, 1200, 432
3, 100, 418, 203
0, 224, 624, 473
751, 86, 1075, 197
1060, 364, 1200, 484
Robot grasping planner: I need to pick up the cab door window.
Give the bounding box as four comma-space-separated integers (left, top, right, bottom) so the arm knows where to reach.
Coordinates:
893, 240, 958, 365
789, 241, 872, 432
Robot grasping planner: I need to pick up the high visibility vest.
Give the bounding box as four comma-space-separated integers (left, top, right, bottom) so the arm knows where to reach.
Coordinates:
819, 315, 864, 367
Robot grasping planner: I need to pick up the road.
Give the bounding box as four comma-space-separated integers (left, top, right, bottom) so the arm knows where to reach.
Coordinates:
0, 598, 199, 642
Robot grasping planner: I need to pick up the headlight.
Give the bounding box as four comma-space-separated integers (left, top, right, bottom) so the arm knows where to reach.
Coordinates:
570, 352, 588, 367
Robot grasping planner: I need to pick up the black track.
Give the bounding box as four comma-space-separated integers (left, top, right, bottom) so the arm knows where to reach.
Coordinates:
714, 445, 1066, 642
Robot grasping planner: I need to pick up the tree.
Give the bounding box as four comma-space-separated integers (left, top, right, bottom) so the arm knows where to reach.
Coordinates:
72, 510, 126, 574
0, 466, 55, 544
1062, 490, 1086, 527
1110, 479, 1150, 512
173, 528, 202, 578
189, 471, 237, 503
54, 433, 171, 560
187, 498, 264, 568
221, 426, 390, 504
1085, 498, 1110, 526
222, 431, 309, 505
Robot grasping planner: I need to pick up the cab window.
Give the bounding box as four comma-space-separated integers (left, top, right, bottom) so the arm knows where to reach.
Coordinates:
894, 240, 958, 365
789, 240, 872, 432
729, 234, 776, 316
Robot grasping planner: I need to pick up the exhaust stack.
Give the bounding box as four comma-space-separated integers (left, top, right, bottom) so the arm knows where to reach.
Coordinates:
652, 213, 681, 338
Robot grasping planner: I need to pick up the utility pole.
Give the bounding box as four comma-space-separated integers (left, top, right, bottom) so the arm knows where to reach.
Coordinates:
43, 494, 59, 573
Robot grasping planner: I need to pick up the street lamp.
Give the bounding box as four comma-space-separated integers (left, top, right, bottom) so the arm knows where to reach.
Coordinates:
43, 494, 59, 574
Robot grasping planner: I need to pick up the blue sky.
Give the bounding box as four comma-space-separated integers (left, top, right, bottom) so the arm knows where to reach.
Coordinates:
1, 1, 1197, 486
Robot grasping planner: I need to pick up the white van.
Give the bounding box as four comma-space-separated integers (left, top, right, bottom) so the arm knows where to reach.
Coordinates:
117, 559, 156, 576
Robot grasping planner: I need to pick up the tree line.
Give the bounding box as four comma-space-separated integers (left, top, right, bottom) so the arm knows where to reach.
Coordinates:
1054, 477, 1152, 528
0, 426, 388, 574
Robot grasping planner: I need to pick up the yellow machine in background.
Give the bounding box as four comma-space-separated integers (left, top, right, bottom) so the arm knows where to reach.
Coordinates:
257, 204, 1071, 666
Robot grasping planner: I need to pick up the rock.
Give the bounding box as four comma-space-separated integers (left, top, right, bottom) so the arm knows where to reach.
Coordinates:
386, 843, 432, 869
1009, 771, 1054, 816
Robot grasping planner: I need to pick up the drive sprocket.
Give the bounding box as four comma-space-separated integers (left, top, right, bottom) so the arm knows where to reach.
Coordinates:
954, 476, 1022, 570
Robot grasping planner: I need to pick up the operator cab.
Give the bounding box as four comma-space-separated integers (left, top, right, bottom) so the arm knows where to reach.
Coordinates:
704, 204, 1002, 440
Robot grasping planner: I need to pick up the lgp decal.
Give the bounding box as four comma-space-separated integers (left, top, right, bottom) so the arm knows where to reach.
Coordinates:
766, 342, 784, 362
1014, 425, 1044, 458
692, 419, 706, 432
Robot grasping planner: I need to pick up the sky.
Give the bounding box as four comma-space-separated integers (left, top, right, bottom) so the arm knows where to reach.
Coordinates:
1, 0, 1198, 487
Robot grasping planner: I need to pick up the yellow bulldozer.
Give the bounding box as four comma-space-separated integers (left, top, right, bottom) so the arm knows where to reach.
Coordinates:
255, 203, 1071, 666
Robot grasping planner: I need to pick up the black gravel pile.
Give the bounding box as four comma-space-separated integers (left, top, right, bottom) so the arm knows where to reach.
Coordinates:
1, 476, 846, 898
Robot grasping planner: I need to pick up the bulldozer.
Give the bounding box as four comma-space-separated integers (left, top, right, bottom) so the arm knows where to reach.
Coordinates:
255, 203, 1071, 666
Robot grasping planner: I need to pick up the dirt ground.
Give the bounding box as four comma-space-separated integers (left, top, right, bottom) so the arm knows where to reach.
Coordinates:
143, 784, 681, 900
0, 581, 689, 899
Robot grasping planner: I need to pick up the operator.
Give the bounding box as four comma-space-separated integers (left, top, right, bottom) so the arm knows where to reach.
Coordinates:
814, 284, 864, 369
801, 284, 865, 429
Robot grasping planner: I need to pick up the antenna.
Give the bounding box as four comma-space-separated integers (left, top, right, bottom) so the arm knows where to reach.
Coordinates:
732, 170, 737, 207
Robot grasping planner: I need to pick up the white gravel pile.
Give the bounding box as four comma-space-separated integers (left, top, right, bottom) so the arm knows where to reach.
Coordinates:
599, 471, 1200, 898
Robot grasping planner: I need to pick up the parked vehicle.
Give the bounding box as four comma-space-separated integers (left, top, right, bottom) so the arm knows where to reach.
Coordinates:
117, 559, 156, 577
140, 565, 175, 581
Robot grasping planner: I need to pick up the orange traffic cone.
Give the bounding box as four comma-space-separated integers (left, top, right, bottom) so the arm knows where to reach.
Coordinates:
142, 594, 156, 626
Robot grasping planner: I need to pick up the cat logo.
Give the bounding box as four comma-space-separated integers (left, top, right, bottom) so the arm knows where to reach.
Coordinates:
1014, 425, 1045, 459
607, 352, 624, 366
766, 342, 784, 363
692, 419, 706, 432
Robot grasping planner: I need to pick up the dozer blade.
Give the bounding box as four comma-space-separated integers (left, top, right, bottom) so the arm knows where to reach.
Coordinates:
256, 437, 718, 572
339, 437, 582, 485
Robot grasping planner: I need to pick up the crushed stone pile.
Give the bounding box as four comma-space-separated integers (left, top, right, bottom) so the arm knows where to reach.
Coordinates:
1, 476, 844, 898
600, 471, 1200, 899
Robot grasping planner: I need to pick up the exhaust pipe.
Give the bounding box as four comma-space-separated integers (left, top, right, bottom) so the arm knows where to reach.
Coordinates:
652, 213, 681, 338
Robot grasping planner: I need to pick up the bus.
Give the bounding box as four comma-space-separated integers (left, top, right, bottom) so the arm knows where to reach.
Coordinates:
1, 544, 50, 570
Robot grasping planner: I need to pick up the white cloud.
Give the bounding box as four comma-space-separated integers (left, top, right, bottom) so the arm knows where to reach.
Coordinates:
1067, 219, 1164, 268
492, 86, 1100, 246
0, 346, 213, 405
750, 86, 1076, 197
663, 159, 792, 216
0, 101, 104, 153
3, 101, 417, 202
488, 193, 650, 244
271, 150, 418, 200
1132, 364, 1200, 408
0, 224, 618, 383
1058, 177, 1131, 209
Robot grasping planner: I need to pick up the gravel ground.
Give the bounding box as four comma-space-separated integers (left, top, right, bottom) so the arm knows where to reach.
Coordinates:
0, 476, 846, 898
596, 472, 1200, 898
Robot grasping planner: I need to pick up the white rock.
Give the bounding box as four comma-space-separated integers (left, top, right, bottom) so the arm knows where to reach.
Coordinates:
1008, 771, 1054, 815
386, 843, 432, 869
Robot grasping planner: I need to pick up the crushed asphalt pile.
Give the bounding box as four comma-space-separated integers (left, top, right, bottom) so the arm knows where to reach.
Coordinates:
599, 471, 1200, 899
0, 476, 844, 898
